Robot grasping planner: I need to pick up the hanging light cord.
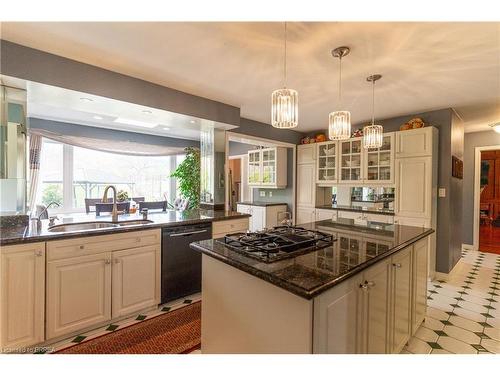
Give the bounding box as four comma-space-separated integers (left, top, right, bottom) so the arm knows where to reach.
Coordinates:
371, 78, 376, 126
284, 22, 287, 88
338, 56, 343, 106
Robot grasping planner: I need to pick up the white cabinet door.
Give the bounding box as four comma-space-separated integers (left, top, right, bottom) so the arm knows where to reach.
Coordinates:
395, 127, 432, 158
112, 245, 160, 319
46, 252, 112, 340
364, 133, 394, 184
316, 141, 338, 183
250, 206, 266, 231
296, 208, 316, 225
0, 243, 45, 350
412, 238, 428, 334
297, 163, 316, 207
339, 138, 363, 183
359, 258, 390, 354
297, 143, 316, 164
390, 246, 412, 353
313, 274, 362, 353
237, 204, 251, 215
395, 157, 432, 218
315, 208, 337, 221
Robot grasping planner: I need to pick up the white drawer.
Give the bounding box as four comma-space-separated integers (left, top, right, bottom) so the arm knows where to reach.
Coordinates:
366, 214, 394, 224
212, 218, 249, 238
47, 229, 161, 261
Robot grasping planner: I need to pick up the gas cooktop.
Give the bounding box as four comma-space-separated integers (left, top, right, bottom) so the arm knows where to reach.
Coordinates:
217, 226, 335, 263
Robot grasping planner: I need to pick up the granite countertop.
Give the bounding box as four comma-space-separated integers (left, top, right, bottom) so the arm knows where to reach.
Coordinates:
237, 201, 288, 207
0, 209, 250, 246
190, 218, 433, 300
316, 204, 395, 216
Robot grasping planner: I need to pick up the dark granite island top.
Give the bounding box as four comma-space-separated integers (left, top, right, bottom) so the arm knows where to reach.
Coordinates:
0, 209, 250, 246
190, 218, 433, 300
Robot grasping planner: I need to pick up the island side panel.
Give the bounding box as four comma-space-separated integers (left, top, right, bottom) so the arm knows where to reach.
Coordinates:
201, 255, 313, 354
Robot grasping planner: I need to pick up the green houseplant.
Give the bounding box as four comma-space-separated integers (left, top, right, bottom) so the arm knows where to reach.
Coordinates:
170, 147, 200, 209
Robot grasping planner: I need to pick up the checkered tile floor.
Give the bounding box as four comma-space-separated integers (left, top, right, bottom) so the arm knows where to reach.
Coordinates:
402, 250, 500, 354
37, 293, 201, 354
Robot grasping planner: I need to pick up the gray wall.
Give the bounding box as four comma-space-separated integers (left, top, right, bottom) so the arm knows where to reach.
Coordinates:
228, 141, 257, 156
1, 40, 240, 127
29, 117, 199, 149
252, 148, 294, 212
235, 117, 305, 145
462, 130, 500, 245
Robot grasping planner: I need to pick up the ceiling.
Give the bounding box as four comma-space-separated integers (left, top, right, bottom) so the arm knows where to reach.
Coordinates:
21, 81, 236, 140
2, 22, 499, 133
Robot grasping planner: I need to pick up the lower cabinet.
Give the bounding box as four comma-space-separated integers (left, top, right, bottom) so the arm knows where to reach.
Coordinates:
46, 229, 161, 341
296, 208, 316, 225
112, 245, 160, 318
315, 208, 337, 221
313, 241, 427, 354
0, 243, 45, 350
46, 252, 112, 339
237, 204, 287, 231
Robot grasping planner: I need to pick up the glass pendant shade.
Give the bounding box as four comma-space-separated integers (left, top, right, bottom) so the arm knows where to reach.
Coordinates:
363, 124, 383, 149
329, 110, 351, 140
271, 88, 298, 129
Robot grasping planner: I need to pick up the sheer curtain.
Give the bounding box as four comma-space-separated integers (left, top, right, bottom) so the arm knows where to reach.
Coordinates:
27, 133, 42, 212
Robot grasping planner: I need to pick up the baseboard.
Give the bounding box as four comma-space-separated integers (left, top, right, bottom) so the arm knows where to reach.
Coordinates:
434, 271, 451, 281
462, 243, 475, 251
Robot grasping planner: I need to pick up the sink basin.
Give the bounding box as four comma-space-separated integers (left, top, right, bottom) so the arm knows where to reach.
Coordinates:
117, 220, 154, 226
48, 222, 119, 232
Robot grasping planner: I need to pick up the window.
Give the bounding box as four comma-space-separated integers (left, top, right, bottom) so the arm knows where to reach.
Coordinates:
37, 138, 183, 213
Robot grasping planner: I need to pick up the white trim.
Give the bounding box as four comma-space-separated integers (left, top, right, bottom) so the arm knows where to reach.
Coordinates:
462, 243, 475, 251
473, 145, 500, 251
226, 131, 296, 148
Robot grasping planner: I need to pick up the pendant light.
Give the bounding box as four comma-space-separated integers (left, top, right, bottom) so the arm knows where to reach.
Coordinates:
363, 74, 384, 149
329, 46, 351, 140
271, 22, 298, 129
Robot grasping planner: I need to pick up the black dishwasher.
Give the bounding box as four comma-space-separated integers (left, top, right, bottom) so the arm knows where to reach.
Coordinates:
161, 223, 212, 304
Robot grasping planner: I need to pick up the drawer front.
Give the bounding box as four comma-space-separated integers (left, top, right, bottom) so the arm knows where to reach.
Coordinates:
212, 218, 249, 238
47, 229, 161, 261
337, 211, 361, 220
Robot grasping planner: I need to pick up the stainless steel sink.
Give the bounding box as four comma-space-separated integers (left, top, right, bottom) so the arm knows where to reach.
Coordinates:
117, 220, 154, 226
48, 222, 119, 232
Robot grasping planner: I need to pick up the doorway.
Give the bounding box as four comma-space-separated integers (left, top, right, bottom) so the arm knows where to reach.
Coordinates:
478, 148, 500, 254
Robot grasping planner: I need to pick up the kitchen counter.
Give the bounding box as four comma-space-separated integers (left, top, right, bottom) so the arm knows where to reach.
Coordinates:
316, 204, 395, 216
0, 209, 250, 246
191, 218, 432, 299
237, 201, 287, 207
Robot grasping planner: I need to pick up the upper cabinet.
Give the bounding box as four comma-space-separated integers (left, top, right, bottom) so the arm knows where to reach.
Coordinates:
364, 133, 395, 184
339, 138, 363, 183
395, 127, 434, 158
297, 143, 316, 164
247, 147, 287, 188
317, 141, 338, 183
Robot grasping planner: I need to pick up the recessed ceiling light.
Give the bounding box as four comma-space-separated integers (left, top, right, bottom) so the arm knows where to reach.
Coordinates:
80, 97, 93, 102
190, 120, 196, 124
490, 122, 500, 134
142, 109, 153, 114
163, 127, 171, 131
114, 117, 157, 128
93, 115, 104, 120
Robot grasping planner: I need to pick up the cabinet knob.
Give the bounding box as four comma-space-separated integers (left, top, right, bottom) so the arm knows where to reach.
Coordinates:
35, 250, 43, 257
393, 263, 402, 268
79, 245, 85, 250
114, 258, 120, 264
105, 259, 111, 265
360, 280, 376, 290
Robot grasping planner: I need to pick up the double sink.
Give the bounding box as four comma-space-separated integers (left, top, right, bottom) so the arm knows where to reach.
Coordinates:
47, 219, 154, 233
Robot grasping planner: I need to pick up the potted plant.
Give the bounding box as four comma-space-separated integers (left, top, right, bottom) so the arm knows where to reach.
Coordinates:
116, 190, 129, 202
170, 147, 200, 209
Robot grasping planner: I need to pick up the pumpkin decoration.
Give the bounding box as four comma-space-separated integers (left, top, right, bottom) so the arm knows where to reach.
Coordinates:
401, 117, 425, 131
315, 133, 327, 142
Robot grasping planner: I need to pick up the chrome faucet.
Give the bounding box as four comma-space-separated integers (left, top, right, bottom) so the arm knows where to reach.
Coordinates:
33, 201, 60, 228
102, 185, 118, 222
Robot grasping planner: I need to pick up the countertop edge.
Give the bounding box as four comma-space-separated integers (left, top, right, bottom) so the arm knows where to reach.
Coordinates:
0, 213, 251, 247
191, 228, 434, 300
316, 205, 395, 216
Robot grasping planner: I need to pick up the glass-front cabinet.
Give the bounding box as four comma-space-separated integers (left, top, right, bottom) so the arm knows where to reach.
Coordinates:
339, 138, 363, 183
248, 150, 261, 184
316, 141, 337, 183
364, 133, 394, 184
247, 147, 287, 188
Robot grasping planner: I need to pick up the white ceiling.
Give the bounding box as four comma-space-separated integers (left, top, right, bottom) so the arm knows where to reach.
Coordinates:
2, 22, 499, 133
24, 82, 236, 140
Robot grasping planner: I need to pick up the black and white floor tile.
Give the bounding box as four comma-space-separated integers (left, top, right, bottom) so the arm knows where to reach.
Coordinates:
402, 250, 500, 354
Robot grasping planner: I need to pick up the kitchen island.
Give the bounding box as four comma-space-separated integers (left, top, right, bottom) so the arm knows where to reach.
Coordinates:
190, 218, 433, 354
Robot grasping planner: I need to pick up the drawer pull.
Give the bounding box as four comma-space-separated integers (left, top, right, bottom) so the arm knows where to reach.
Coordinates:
393, 263, 402, 268
35, 250, 43, 257
79, 245, 85, 250
105, 259, 111, 265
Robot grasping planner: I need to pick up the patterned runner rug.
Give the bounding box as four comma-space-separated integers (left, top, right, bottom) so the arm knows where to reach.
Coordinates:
56, 302, 201, 354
